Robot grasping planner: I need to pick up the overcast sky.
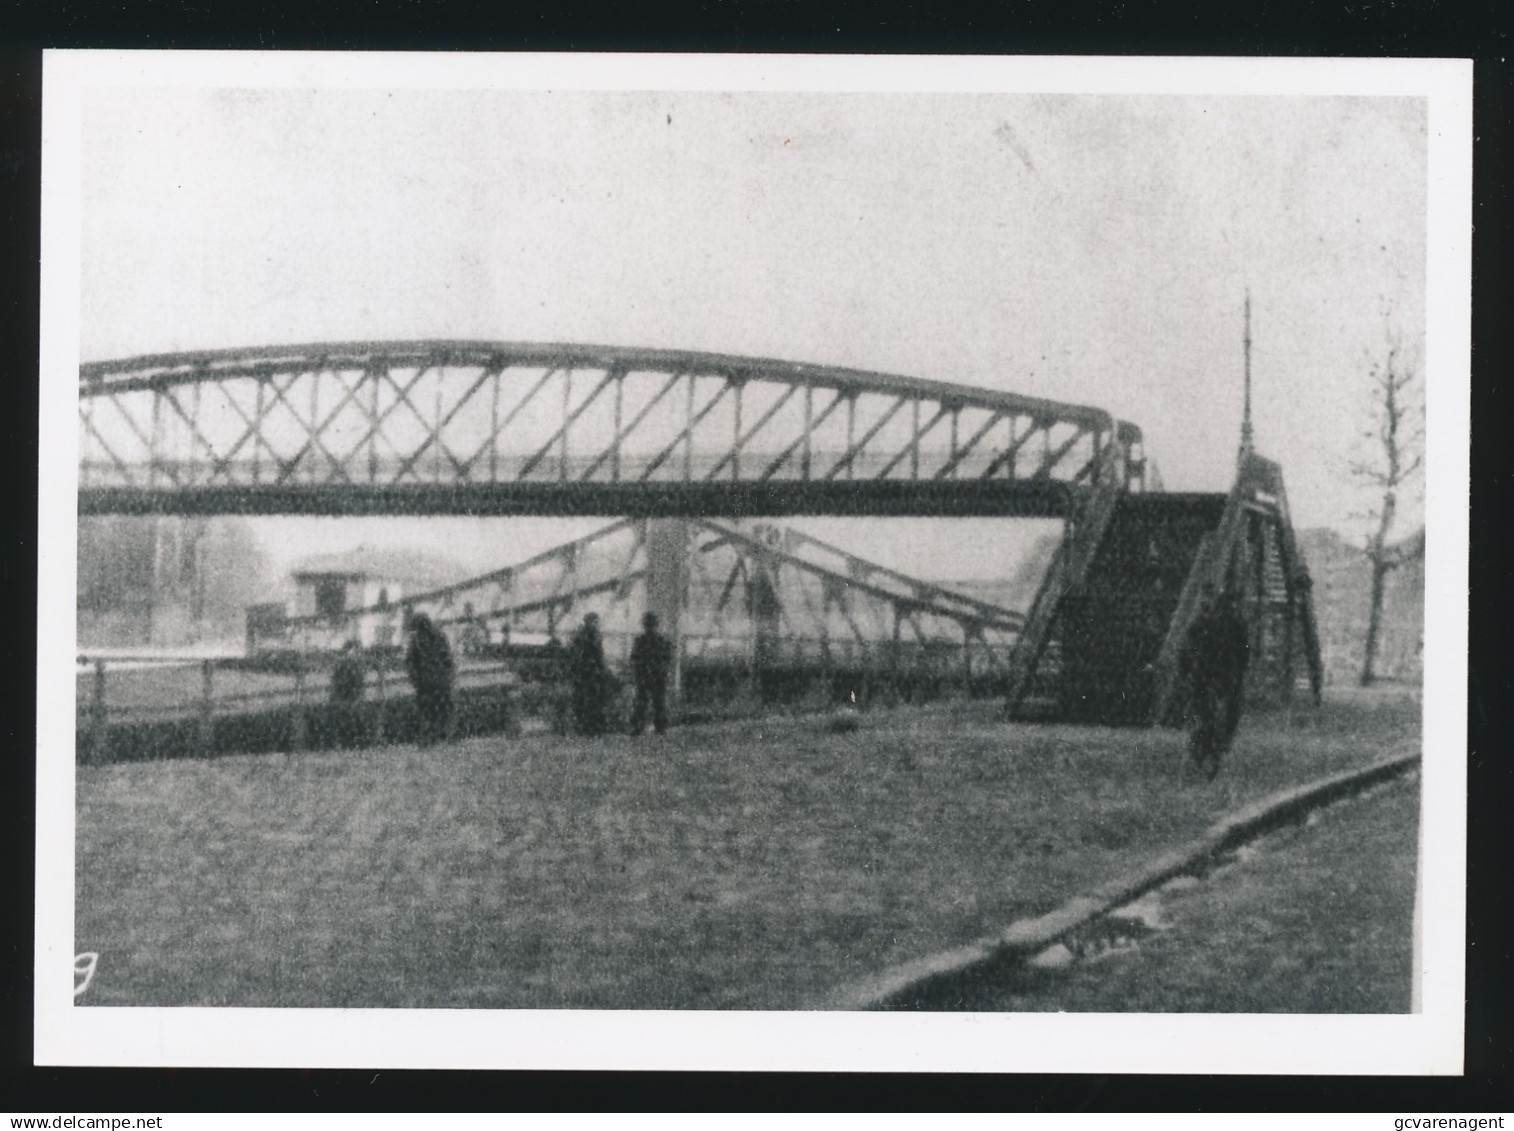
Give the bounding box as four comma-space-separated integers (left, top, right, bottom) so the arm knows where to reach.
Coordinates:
78, 85, 1428, 580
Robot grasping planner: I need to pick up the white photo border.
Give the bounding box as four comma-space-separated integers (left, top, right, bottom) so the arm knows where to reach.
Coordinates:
37, 50, 1471, 1073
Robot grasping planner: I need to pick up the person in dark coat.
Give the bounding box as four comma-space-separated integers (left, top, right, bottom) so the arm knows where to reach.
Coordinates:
629, 612, 674, 735
567, 613, 613, 736
1179, 584, 1251, 778
405, 612, 455, 746
329, 639, 366, 748
538, 633, 571, 734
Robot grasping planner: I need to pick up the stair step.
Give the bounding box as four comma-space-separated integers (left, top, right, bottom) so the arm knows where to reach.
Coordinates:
1005, 476, 1321, 726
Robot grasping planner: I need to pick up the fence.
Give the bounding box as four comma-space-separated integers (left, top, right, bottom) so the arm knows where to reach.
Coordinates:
76, 634, 1020, 765
75, 654, 533, 765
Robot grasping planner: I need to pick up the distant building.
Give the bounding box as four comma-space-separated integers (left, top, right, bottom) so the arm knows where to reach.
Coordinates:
245, 543, 469, 655
290, 569, 405, 648
80, 516, 269, 649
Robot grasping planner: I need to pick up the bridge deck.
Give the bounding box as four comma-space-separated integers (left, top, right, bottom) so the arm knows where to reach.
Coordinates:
79, 341, 1143, 517
79, 479, 1081, 517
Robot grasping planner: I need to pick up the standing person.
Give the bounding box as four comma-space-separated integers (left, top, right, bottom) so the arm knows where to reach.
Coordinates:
329, 639, 366, 748
1179, 583, 1251, 779
1213, 589, 1251, 750
567, 612, 612, 736
405, 611, 455, 746
459, 602, 490, 658
540, 632, 571, 734
629, 612, 674, 735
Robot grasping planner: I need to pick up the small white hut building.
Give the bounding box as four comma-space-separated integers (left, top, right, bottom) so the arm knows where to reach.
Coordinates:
291, 568, 405, 648
247, 545, 470, 654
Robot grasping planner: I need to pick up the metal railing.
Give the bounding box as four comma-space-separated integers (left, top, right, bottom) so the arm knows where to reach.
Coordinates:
75, 653, 523, 763
76, 630, 1021, 763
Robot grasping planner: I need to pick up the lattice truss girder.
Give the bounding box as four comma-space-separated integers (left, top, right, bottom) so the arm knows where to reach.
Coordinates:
285, 517, 1024, 675
1232, 501, 1318, 700
735, 522, 1025, 633
685, 522, 1021, 677
287, 519, 652, 662
79, 343, 1140, 495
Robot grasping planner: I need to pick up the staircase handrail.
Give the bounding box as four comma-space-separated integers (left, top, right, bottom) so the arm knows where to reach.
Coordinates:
1258, 465, 1325, 705
1003, 441, 1126, 713
1148, 451, 1280, 725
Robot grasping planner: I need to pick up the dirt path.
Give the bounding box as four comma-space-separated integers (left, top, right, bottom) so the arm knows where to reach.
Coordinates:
910, 770, 1420, 1012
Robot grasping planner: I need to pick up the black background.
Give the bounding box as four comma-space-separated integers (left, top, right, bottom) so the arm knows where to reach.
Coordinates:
2, 0, 1509, 1112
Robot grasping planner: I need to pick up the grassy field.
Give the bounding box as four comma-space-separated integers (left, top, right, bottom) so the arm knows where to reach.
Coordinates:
74, 689, 1420, 1010
927, 770, 1420, 1012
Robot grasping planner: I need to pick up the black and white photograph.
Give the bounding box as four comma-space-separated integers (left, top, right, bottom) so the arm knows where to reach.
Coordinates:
35, 52, 1469, 1072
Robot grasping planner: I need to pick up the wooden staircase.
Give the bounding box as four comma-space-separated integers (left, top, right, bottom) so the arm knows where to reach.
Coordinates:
1006, 450, 1323, 727
1147, 453, 1322, 725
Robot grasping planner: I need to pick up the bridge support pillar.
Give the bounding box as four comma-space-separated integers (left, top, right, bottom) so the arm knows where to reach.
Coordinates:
643, 519, 690, 704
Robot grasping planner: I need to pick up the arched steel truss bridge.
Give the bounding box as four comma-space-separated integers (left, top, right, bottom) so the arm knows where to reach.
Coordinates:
78, 342, 1145, 518
80, 341, 1319, 726
269, 516, 1028, 705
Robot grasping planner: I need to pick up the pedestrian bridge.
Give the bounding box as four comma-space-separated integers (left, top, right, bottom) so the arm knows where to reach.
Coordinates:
76, 339, 1319, 726
78, 341, 1145, 517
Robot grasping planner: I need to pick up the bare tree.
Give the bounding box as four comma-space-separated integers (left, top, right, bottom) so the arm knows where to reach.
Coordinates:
1350, 341, 1424, 685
